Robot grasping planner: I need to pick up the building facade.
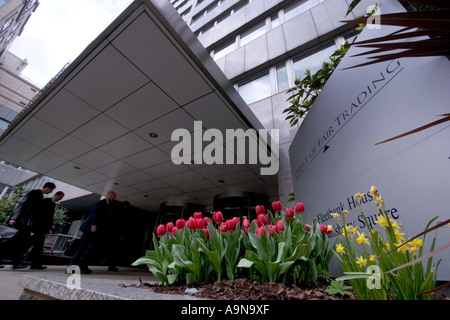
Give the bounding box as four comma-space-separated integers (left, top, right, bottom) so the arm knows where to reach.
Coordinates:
169, 0, 369, 205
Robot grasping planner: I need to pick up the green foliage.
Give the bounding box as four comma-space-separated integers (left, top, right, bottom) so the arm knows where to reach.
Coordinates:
0, 187, 24, 225
53, 204, 69, 231
325, 280, 354, 296
283, 43, 350, 127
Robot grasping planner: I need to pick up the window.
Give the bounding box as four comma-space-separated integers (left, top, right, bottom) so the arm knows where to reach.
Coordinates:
213, 38, 237, 60
271, 13, 280, 29
284, 0, 319, 22
0, 117, 10, 130
238, 72, 271, 104
240, 21, 266, 46
293, 44, 336, 79
2, 17, 14, 32
276, 63, 289, 92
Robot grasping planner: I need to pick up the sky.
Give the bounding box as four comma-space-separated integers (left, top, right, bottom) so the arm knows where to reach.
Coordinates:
9, 0, 134, 88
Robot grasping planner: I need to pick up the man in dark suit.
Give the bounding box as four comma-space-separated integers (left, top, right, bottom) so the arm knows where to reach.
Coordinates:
5, 182, 56, 269
29, 191, 65, 270
66, 191, 116, 274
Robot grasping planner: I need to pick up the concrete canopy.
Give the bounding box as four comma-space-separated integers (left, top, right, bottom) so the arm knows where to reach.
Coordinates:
0, 0, 277, 212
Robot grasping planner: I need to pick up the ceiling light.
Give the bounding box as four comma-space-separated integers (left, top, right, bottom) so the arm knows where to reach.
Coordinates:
149, 132, 158, 138
73, 166, 81, 170
218, 179, 225, 184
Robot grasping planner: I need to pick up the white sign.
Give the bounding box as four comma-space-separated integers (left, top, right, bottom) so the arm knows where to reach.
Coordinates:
289, 0, 450, 280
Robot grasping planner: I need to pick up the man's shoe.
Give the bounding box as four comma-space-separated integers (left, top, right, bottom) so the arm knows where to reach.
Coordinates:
30, 265, 47, 270
108, 266, 119, 272
12, 264, 28, 269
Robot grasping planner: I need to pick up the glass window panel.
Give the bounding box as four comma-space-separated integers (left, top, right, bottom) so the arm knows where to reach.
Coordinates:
240, 21, 266, 46
238, 72, 271, 104
284, 0, 319, 22
293, 44, 336, 79
271, 13, 280, 29
276, 63, 289, 92
213, 39, 237, 60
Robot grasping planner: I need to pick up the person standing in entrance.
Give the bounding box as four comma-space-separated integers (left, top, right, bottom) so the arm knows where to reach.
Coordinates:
29, 191, 65, 270
5, 182, 56, 269
66, 191, 116, 274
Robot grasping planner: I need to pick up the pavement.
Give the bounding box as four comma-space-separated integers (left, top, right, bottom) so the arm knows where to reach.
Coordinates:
0, 264, 157, 300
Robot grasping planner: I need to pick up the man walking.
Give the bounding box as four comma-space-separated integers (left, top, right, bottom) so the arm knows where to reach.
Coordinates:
66, 191, 116, 274
29, 191, 65, 269
6, 182, 56, 269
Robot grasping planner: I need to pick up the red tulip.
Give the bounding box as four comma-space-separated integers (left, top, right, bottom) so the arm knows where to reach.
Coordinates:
176, 219, 185, 230
221, 223, 228, 233
166, 222, 174, 233
257, 214, 269, 226
320, 224, 328, 234
272, 201, 282, 212
226, 218, 237, 231
305, 225, 311, 232
243, 218, 251, 229
213, 211, 223, 223
255, 205, 265, 216
294, 202, 305, 213
186, 217, 196, 229
285, 208, 294, 219
268, 225, 277, 237
203, 217, 211, 226
196, 218, 204, 230
172, 227, 178, 237
256, 226, 266, 237
203, 229, 210, 239
276, 220, 285, 232
156, 224, 166, 237
194, 212, 202, 219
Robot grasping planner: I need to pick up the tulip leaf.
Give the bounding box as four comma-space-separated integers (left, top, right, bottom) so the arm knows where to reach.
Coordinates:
237, 258, 254, 268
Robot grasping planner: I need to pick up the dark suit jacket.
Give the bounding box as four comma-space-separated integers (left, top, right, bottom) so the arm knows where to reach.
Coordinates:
32, 198, 55, 234
8, 189, 43, 229
80, 199, 110, 234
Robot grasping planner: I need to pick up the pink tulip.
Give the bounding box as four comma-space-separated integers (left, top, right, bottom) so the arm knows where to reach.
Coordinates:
194, 212, 202, 219
276, 220, 285, 232
285, 208, 294, 219
294, 203, 305, 214
257, 214, 269, 226
156, 224, 166, 237
242, 218, 251, 229
256, 226, 266, 237
255, 205, 265, 216
213, 211, 223, 223
166, 222, 174, 233
176, 219, 185, 230
272, 201, 282, 212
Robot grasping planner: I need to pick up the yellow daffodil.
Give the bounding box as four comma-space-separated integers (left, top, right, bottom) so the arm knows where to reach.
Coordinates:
327, 225, 333, 234
394, 230, 405, 242
343, 210, 350, 216
331, 212, 340, 220
349, 225, 358, 235
369, 255, 376, 262
411, 238, 423, 247
370, 185, 378, 196
390, 220, 400, 229
356, 256, 367, 267
342, 225, 351, 236
395, 242, 409, 254
354, 193, 364, 205
336, 243, 346, 255
375, 215, 388, 227
410, 246, 419, 255
356, 231, 370, 245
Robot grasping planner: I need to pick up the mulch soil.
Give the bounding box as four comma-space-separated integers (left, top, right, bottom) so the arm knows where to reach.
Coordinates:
124, 278, 359, 300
